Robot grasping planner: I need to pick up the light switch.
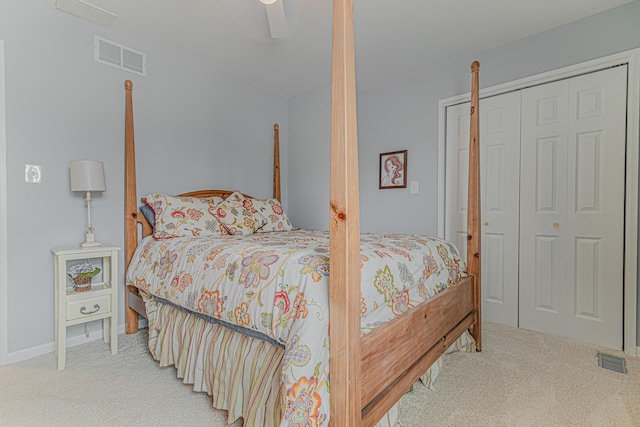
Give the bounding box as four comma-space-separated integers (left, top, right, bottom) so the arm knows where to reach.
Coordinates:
25, 164, 42, 184
410, 181, 419, 194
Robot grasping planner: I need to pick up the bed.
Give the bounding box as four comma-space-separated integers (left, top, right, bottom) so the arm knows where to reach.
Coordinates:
123, 1, 481, 425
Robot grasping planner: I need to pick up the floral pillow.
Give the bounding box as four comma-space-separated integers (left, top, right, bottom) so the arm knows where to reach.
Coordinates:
213, 191, 267, 235
252, 198, 294, 232
144, 193, 225, 239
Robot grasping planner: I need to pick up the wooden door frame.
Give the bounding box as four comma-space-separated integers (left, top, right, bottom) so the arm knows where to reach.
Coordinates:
437, 48, 640, 356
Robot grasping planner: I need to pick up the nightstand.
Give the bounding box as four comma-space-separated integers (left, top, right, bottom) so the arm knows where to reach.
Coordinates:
52, 245, 120, 370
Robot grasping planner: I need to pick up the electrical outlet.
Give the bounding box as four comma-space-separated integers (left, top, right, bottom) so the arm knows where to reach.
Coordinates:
410, 181, 419, 194
25, 164, 42, 184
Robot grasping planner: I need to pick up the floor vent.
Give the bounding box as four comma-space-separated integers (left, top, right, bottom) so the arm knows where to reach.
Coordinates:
94, 36, 147, 77
597, 353, 627, 374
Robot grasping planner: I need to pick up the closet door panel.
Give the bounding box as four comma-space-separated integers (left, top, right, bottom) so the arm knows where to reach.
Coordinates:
445, 103, 470, 261
445, 92, 521, 327
519, 80, 569, 337
480, 93, 521, 327
565, 66, 626, 349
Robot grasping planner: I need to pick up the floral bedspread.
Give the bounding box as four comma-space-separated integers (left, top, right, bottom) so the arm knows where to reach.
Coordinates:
126, 229, 465, 426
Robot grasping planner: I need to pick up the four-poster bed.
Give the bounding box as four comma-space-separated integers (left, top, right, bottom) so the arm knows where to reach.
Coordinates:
123, 1, 481, 425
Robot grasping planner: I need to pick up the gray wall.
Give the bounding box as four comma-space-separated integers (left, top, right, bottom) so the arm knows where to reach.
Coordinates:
3, 0, 639, 357
287, 1, 640, 340
1, 1, 287, 354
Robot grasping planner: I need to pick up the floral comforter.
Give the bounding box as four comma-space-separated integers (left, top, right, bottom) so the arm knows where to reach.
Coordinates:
126, 229, 465, 426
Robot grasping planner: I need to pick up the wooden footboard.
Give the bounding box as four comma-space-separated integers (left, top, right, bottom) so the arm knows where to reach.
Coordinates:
360, 275, 475, 424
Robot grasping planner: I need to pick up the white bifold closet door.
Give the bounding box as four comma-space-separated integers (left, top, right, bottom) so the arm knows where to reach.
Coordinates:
519, 66, 626, 349
445, 92, 521, 327
445, 65, 626, 349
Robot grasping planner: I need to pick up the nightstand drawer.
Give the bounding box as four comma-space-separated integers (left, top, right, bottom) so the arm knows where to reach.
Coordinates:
67, 295, 111, 320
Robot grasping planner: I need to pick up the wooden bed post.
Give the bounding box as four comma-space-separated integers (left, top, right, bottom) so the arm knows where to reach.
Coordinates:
329, 0, 361, 425
273, 124, 281, 201
467, 61, 482, 351
124, 80, 139, 334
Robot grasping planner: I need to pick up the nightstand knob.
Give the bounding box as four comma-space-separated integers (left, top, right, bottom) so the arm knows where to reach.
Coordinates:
80, 304, 100, 315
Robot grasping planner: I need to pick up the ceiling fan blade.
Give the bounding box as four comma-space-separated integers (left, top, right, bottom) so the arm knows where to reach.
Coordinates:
265, 1, 287, 39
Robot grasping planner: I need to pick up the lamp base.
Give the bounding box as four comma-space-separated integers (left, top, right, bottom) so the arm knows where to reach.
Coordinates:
80, 231, 100, 248
80, 241, 101, 248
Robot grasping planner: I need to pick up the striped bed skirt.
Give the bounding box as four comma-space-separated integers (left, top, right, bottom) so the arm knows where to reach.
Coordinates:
144, 295, 475, 426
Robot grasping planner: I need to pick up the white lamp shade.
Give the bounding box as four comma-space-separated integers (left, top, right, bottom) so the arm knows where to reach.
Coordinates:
70, 160, 106, 192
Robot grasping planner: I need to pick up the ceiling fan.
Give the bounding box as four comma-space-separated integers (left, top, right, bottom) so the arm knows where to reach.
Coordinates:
260, 0, 288, 39
224, 0, 298, 43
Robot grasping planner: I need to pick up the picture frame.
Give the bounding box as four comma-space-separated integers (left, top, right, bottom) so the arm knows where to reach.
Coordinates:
379, 150, 407, 189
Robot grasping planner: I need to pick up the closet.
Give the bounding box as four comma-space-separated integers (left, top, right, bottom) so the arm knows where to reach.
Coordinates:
445, 65, 627, 349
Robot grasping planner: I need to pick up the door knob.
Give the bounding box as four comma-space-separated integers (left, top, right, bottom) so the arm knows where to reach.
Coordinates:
484, 221, 489, 226
553, 223, 559, 228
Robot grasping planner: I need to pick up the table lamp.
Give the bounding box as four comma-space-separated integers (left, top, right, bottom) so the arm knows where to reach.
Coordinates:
70, 160, 106, 248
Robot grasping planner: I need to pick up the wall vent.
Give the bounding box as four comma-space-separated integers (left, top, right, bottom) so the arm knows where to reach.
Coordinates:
94, 36, 147, 77
55, 0, 116, 27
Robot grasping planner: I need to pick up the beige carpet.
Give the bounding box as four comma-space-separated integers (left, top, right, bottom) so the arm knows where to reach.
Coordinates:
0, 322, 638, 426
400, 323, 639, 426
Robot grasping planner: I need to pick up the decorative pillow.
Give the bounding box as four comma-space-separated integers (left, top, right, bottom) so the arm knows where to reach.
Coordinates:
213, 191, 267, 235
252, 198, 294, 232
144, 194, 225, 239
139, 205, 155, 228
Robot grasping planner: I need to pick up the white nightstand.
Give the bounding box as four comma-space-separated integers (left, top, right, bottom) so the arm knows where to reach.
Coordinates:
52, 245, 120, 370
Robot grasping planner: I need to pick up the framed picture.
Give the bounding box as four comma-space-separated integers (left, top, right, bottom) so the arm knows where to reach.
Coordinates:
379, 150, 407, 189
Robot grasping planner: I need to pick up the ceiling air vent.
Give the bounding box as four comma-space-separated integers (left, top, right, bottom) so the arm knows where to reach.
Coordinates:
94, 36, 147, 77
55, 0, 116, 27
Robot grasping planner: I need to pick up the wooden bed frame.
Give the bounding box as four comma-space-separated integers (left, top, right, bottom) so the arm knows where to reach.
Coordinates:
123, 2, 481, 425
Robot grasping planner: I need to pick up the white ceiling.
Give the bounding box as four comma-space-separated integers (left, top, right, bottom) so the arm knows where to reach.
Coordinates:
66, 0, 632, 97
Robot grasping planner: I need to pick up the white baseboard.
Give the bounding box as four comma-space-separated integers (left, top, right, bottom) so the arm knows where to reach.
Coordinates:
626, 346, 640, 358
5, 318, 148, 365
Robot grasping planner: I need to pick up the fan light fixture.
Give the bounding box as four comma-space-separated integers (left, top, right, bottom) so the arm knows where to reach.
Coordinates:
226, 0, 296, 42
261, 0, 287, 39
